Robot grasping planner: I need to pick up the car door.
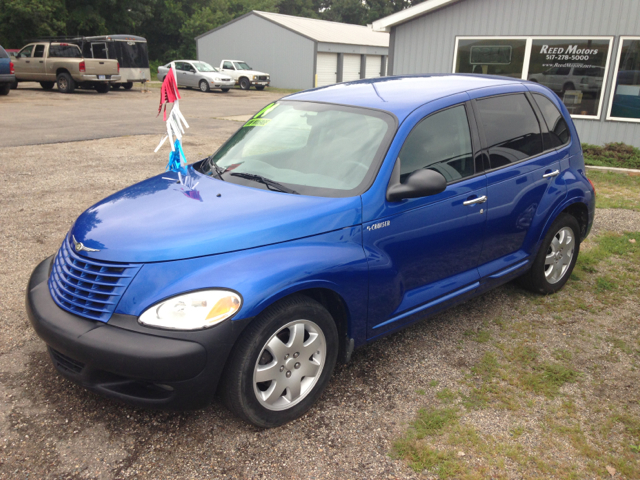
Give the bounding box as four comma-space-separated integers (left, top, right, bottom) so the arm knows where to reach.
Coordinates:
364, 100, 488, 338
31, 44, 46, 78
169, 62, 187, 87
183, 62, 198, 87
222, 61, 236, 78
471, 91, 567, 280
14, 44, 35, 80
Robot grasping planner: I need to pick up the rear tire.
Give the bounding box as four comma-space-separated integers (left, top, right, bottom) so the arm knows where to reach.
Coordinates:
199, 80, 210, 92
95, 83, 110, 94
239, 77, 250, 90
517, 213, 580, 294
10, 80, 18, 89
56, 72, 75, 93
123, 82, 133, 90
255, 85, 266, 91
221, 88, 230, 92
0, 83, 10, 95
221, 295, 338, 427
40, 81, 55, 90
111, 84, 121, 90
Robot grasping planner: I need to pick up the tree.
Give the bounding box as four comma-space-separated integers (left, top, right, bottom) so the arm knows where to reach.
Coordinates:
0, 0, 66, 48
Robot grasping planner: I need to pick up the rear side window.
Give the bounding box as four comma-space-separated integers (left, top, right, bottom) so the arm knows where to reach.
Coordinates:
399, 105, 475, 183
49, 45, 82, 58
0, 47, 8, 59
33, 45, 45, 58
475, 94, 543, 169
532, 93, 570, 148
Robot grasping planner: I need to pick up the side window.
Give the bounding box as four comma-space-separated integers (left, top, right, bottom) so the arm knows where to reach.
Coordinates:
223, 61, 234, 69
399, 105, 474, 183
475, 94, 543, 169
18, 45, 34, 58
532, 93, 570, 148
33, 45, 45, 58
174, 62, 185, 71
185, 63, 195, 72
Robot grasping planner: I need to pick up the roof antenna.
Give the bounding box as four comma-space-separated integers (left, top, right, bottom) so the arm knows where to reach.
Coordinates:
371, 82, 387, 102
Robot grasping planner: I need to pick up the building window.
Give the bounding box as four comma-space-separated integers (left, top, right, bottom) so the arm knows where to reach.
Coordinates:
607, 37, 640, 123
453, 37, 613, 120
455, 39, 526, 78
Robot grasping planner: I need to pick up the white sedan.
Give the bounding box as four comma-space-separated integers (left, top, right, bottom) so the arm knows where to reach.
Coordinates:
158, 60, 235, 93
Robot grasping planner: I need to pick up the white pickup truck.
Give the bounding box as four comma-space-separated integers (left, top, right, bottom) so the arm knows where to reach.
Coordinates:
219, 60, 270, 90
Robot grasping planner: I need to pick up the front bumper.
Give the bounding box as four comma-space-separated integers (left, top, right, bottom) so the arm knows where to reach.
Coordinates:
251, 80, 270, 86
81, 74, 122, 82
26, 257, 251, 409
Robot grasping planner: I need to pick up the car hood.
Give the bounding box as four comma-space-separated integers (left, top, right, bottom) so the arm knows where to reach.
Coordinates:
202, 72, 233, 81
239, 70, 268, 77
70, 167, 362, 263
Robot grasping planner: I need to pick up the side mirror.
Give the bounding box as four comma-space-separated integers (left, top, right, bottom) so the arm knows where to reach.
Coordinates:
386, 159, 447, 202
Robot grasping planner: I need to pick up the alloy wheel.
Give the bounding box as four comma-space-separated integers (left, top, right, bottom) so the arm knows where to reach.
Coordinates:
544, 226, 575, 284
253, 320, 326, 411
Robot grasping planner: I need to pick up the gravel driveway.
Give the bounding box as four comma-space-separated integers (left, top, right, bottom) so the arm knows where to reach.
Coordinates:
2, 90, 640, 479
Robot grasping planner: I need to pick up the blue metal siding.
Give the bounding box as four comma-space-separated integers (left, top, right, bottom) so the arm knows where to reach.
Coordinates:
196, 14, 315, 89
391, 0, 640, 147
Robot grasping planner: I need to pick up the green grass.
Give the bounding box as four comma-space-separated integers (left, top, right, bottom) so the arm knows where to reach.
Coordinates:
436, 388, 458, 404
587, 170, 640, 212
583, 142, 640, 169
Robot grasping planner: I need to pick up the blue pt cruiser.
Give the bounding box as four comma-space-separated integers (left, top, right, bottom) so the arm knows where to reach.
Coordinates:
27, 75, 595, 427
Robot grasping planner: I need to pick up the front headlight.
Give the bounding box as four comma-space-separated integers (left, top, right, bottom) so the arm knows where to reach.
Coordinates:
213, 77, 220, 82
138, 290, 242, 330
252, 75, 257, 80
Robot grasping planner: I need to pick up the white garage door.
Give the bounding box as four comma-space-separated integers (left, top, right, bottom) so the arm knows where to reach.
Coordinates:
316, 53, 337, 87
342, 54, 361, 82
365, 55, 382, 78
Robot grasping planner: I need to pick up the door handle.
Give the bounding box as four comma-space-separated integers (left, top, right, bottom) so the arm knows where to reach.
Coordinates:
39, 60, 44, 63
463, 195, 487, 206
543, 169, 560, 178
25, 60, 30, 63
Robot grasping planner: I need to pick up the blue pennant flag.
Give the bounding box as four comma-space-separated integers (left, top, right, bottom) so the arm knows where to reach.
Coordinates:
165, 139, 188, 175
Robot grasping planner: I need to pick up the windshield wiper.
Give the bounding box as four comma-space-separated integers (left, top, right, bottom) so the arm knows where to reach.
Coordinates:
205, 157, 226, 181
230, 173, 298, 194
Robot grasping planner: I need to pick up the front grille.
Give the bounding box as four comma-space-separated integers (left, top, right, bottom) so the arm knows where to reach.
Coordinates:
50, 348, 85, 374
48, 236, 141, 322
258, 76, 268, 81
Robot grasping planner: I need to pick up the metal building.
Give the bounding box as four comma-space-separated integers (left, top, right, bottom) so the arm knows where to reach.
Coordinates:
373, 0, 640, 147
196, 11, 389, 90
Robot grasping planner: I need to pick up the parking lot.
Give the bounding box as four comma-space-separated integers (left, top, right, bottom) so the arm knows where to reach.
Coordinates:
2, 86, 640, 479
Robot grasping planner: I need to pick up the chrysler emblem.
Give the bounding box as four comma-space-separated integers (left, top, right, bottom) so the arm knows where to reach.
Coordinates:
72, 235, 100, 253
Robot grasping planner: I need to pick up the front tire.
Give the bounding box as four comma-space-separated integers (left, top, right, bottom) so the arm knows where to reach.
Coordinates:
221, 295, 338, 428
56, 72, 75, 93
0, 83, 10, 95
518, 213, 580, 294
255, 85, 265, 91
40, 81, 55, 90
111, 83, 121, 90
221, 88, 230, 93
199, 80, 210, 92
239, 77, 250, 90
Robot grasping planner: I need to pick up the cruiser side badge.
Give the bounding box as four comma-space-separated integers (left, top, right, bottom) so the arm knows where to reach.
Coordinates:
72, 235, 100, 253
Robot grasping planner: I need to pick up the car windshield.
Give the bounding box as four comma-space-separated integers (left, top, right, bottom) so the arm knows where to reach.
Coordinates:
193, 61, 215, 72
200, 101, 396, 197
234, 62, 252, 70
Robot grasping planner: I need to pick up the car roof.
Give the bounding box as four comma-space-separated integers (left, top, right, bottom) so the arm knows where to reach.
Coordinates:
286, 74, 528, 122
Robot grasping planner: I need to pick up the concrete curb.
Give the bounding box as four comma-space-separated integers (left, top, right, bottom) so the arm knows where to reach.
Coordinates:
586, 165, 640, 176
